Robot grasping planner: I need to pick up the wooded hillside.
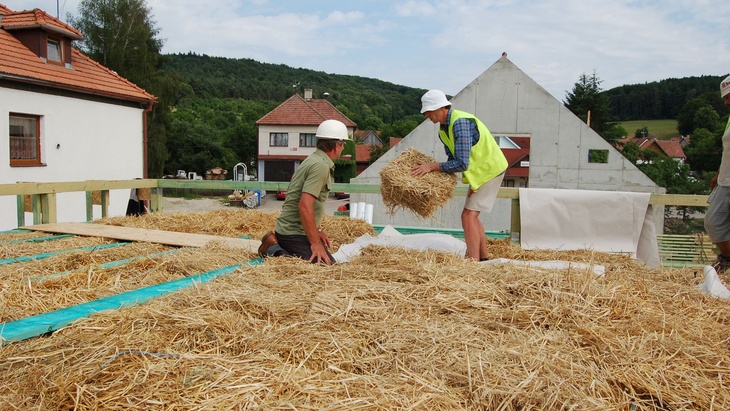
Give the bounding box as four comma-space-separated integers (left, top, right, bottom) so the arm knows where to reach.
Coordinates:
158, 53, 727, 177
604, 75, 729, 120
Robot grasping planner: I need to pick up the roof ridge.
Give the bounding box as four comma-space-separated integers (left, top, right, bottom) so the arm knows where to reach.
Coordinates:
2, 8, 83, 39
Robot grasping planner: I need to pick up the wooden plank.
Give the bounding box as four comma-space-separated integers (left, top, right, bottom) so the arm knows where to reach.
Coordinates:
0, 179, 158, 196
23, 222, 259, 252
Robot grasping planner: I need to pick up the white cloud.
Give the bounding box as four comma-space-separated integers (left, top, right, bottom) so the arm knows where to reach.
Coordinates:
7, 0, 730, 101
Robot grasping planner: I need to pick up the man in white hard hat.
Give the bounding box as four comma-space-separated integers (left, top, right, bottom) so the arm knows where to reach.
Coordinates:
258, 119, 350, 265
704, 75, 730, 275
412, 90, 508, 261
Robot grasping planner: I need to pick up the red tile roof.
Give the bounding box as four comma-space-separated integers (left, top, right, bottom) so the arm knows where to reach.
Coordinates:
256, 94, 357, 127
617, 137, 686, 159
0, 4, 155, 104
654, 139, 686, 159
355, 144, 372, 163
1, 8, 82, 39
389, 137, 403, 148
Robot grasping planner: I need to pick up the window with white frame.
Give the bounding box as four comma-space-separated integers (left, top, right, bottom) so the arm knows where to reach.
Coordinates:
300, 133, 316, 147
9, 113, 42, 166
269, 132, 288, 147
47, 36, 63, 64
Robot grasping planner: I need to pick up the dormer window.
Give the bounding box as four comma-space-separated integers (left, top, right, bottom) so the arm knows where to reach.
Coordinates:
47, 36, 63, 64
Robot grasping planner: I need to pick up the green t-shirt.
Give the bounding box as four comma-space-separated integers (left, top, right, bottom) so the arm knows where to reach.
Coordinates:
275, 149, 334, 235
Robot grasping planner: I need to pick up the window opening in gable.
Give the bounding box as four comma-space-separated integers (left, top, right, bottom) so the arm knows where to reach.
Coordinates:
270, 132, 288, 147
588, 149, 609, 164
9, 113, 42, 166
300, 133, 316, 147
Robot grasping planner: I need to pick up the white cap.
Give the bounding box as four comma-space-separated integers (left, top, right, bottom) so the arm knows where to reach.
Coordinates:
420, 90, 451, 113
315, 119, 350, 141
721, 75, 730, 98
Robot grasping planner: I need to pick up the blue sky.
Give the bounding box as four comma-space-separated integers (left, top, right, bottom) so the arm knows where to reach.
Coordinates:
8, 0, 730, 101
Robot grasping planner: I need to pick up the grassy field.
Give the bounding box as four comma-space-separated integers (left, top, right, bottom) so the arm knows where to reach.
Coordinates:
618, 119, 680, 139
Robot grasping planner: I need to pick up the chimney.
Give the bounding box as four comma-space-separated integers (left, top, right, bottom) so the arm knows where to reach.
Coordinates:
304, 89, 313, 100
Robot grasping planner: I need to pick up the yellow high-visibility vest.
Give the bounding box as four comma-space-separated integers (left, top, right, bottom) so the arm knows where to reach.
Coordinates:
439, 109, 508, 190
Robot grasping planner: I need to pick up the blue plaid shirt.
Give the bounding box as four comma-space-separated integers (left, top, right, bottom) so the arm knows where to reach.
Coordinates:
439, 109, 479, 173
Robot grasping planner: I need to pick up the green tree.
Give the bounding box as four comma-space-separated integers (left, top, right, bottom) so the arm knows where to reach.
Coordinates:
684, 128, 721, 174
693, 106, 721, 133
620, 141, 642, 163
634, 127, 649, 138
69, 0, 179, 177
676, 98, 713, 136
564, 71, 618, 144
69, 0, 162, 88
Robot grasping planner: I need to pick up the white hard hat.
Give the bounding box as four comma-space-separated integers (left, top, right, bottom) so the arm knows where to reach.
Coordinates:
315, 119, 350, 140
420, 89, 451, 113
721, 75, 730, 98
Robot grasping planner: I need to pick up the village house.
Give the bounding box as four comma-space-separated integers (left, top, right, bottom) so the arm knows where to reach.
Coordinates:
0, 4, 156, 230
617, 135, 688, 164
255, 89, 356, 185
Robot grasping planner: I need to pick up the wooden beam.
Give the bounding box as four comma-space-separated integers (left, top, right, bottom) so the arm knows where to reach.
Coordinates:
23, 222, 259, 252
0, 179, 157, 196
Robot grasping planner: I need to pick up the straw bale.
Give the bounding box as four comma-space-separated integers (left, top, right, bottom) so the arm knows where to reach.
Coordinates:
0, 235, 115, 259
0, 230, 56, 242
1, 239, 729, 410
2, 211, 729, 409
0, 244, 254, 322
380, 148, 457, 218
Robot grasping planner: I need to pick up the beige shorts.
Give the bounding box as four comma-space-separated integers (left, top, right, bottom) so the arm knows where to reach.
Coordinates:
464, 173, 505, 212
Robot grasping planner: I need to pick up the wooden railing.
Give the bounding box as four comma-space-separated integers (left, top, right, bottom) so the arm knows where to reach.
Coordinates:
0, 179, 710, 236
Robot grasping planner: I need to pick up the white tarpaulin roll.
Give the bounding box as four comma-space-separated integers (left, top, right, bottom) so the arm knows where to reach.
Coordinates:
518, 188, 660, 268
332, 225, 467, 263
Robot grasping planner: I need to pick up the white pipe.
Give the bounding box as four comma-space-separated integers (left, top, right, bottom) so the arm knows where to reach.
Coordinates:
365, 203, 374, 224
356, 202, 366, 220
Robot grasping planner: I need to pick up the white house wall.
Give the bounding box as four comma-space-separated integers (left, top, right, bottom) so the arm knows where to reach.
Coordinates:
1, 87, 145, 230
258, 125, 319, 160
257, 124, 355, 181
352, 56, 663, 232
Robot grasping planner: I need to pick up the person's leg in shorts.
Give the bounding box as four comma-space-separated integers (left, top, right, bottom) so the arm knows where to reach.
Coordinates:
275, 232, 336, 264
463, 173, 504, 260
704, 186, 730, 273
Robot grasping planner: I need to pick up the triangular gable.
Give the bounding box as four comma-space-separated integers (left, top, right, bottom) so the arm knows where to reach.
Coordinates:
355, 55, 660, 194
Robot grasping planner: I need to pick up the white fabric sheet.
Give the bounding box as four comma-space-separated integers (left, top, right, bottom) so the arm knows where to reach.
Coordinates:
332, 225, 467, 263
697, 265, 730, 300
518, 188, 660, 268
